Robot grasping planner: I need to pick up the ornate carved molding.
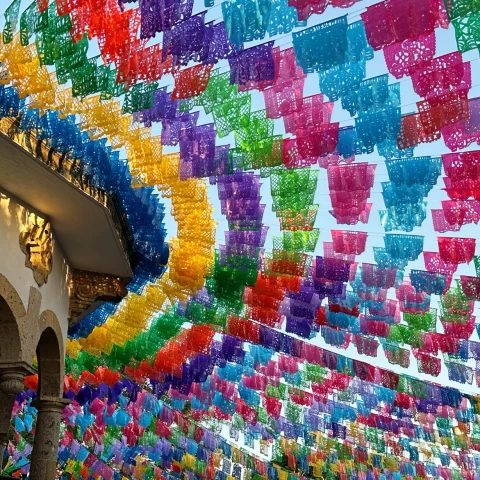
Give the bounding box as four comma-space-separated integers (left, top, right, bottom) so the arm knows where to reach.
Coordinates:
19, 215, 53, 287
1, 118, 135, 266
68, 269, 130, 327
0, 362, 36, 397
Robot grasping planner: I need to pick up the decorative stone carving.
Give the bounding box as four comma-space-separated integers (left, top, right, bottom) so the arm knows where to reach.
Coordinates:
0, 362, 36, 397
0, 375, 24, 397
4, 120, 134, 263
19, 216, 53, 287
68, 269, 129, 327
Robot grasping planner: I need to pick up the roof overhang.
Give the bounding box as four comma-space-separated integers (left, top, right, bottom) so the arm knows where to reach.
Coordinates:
0, 129, 134, 279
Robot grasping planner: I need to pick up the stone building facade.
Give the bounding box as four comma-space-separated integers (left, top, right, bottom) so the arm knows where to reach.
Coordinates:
0, 128, 134, 479
0, 190, 69, 479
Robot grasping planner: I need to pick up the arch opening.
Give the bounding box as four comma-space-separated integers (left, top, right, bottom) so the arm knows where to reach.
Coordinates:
0, 295, 21, 363
36, 327, 62, 399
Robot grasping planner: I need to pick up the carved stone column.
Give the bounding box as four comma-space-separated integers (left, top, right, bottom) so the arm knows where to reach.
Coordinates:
29, 397, 69, 480
0, 363, 35, 473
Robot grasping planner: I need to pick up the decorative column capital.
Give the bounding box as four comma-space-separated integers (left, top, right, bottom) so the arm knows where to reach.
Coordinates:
68, 268, 130, 328
0, 362, 36, 397
31, 397, 70, 414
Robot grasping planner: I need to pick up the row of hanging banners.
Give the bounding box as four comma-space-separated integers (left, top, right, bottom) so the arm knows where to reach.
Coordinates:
4, 0, 480, 477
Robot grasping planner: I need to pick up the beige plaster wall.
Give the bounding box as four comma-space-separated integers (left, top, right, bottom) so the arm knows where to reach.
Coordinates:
0, 189, 69, 349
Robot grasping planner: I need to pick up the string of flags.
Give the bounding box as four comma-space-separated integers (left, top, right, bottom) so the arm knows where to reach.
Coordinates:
4, 0, 480, 477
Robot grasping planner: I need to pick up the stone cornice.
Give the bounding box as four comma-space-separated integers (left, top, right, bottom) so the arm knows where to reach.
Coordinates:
68, 268, 130, 328
0, 116, 135, 266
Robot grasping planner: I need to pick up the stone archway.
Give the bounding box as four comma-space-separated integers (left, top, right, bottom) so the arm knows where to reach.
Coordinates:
0, 274, 67, 480
0, 293, 21, 469
0, 296, 21, 362
0, 274, 25, 363
0, 273, 43, 367
0, 274, 34, 477
0, 277, 68, 480
36, 314, 64, 399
